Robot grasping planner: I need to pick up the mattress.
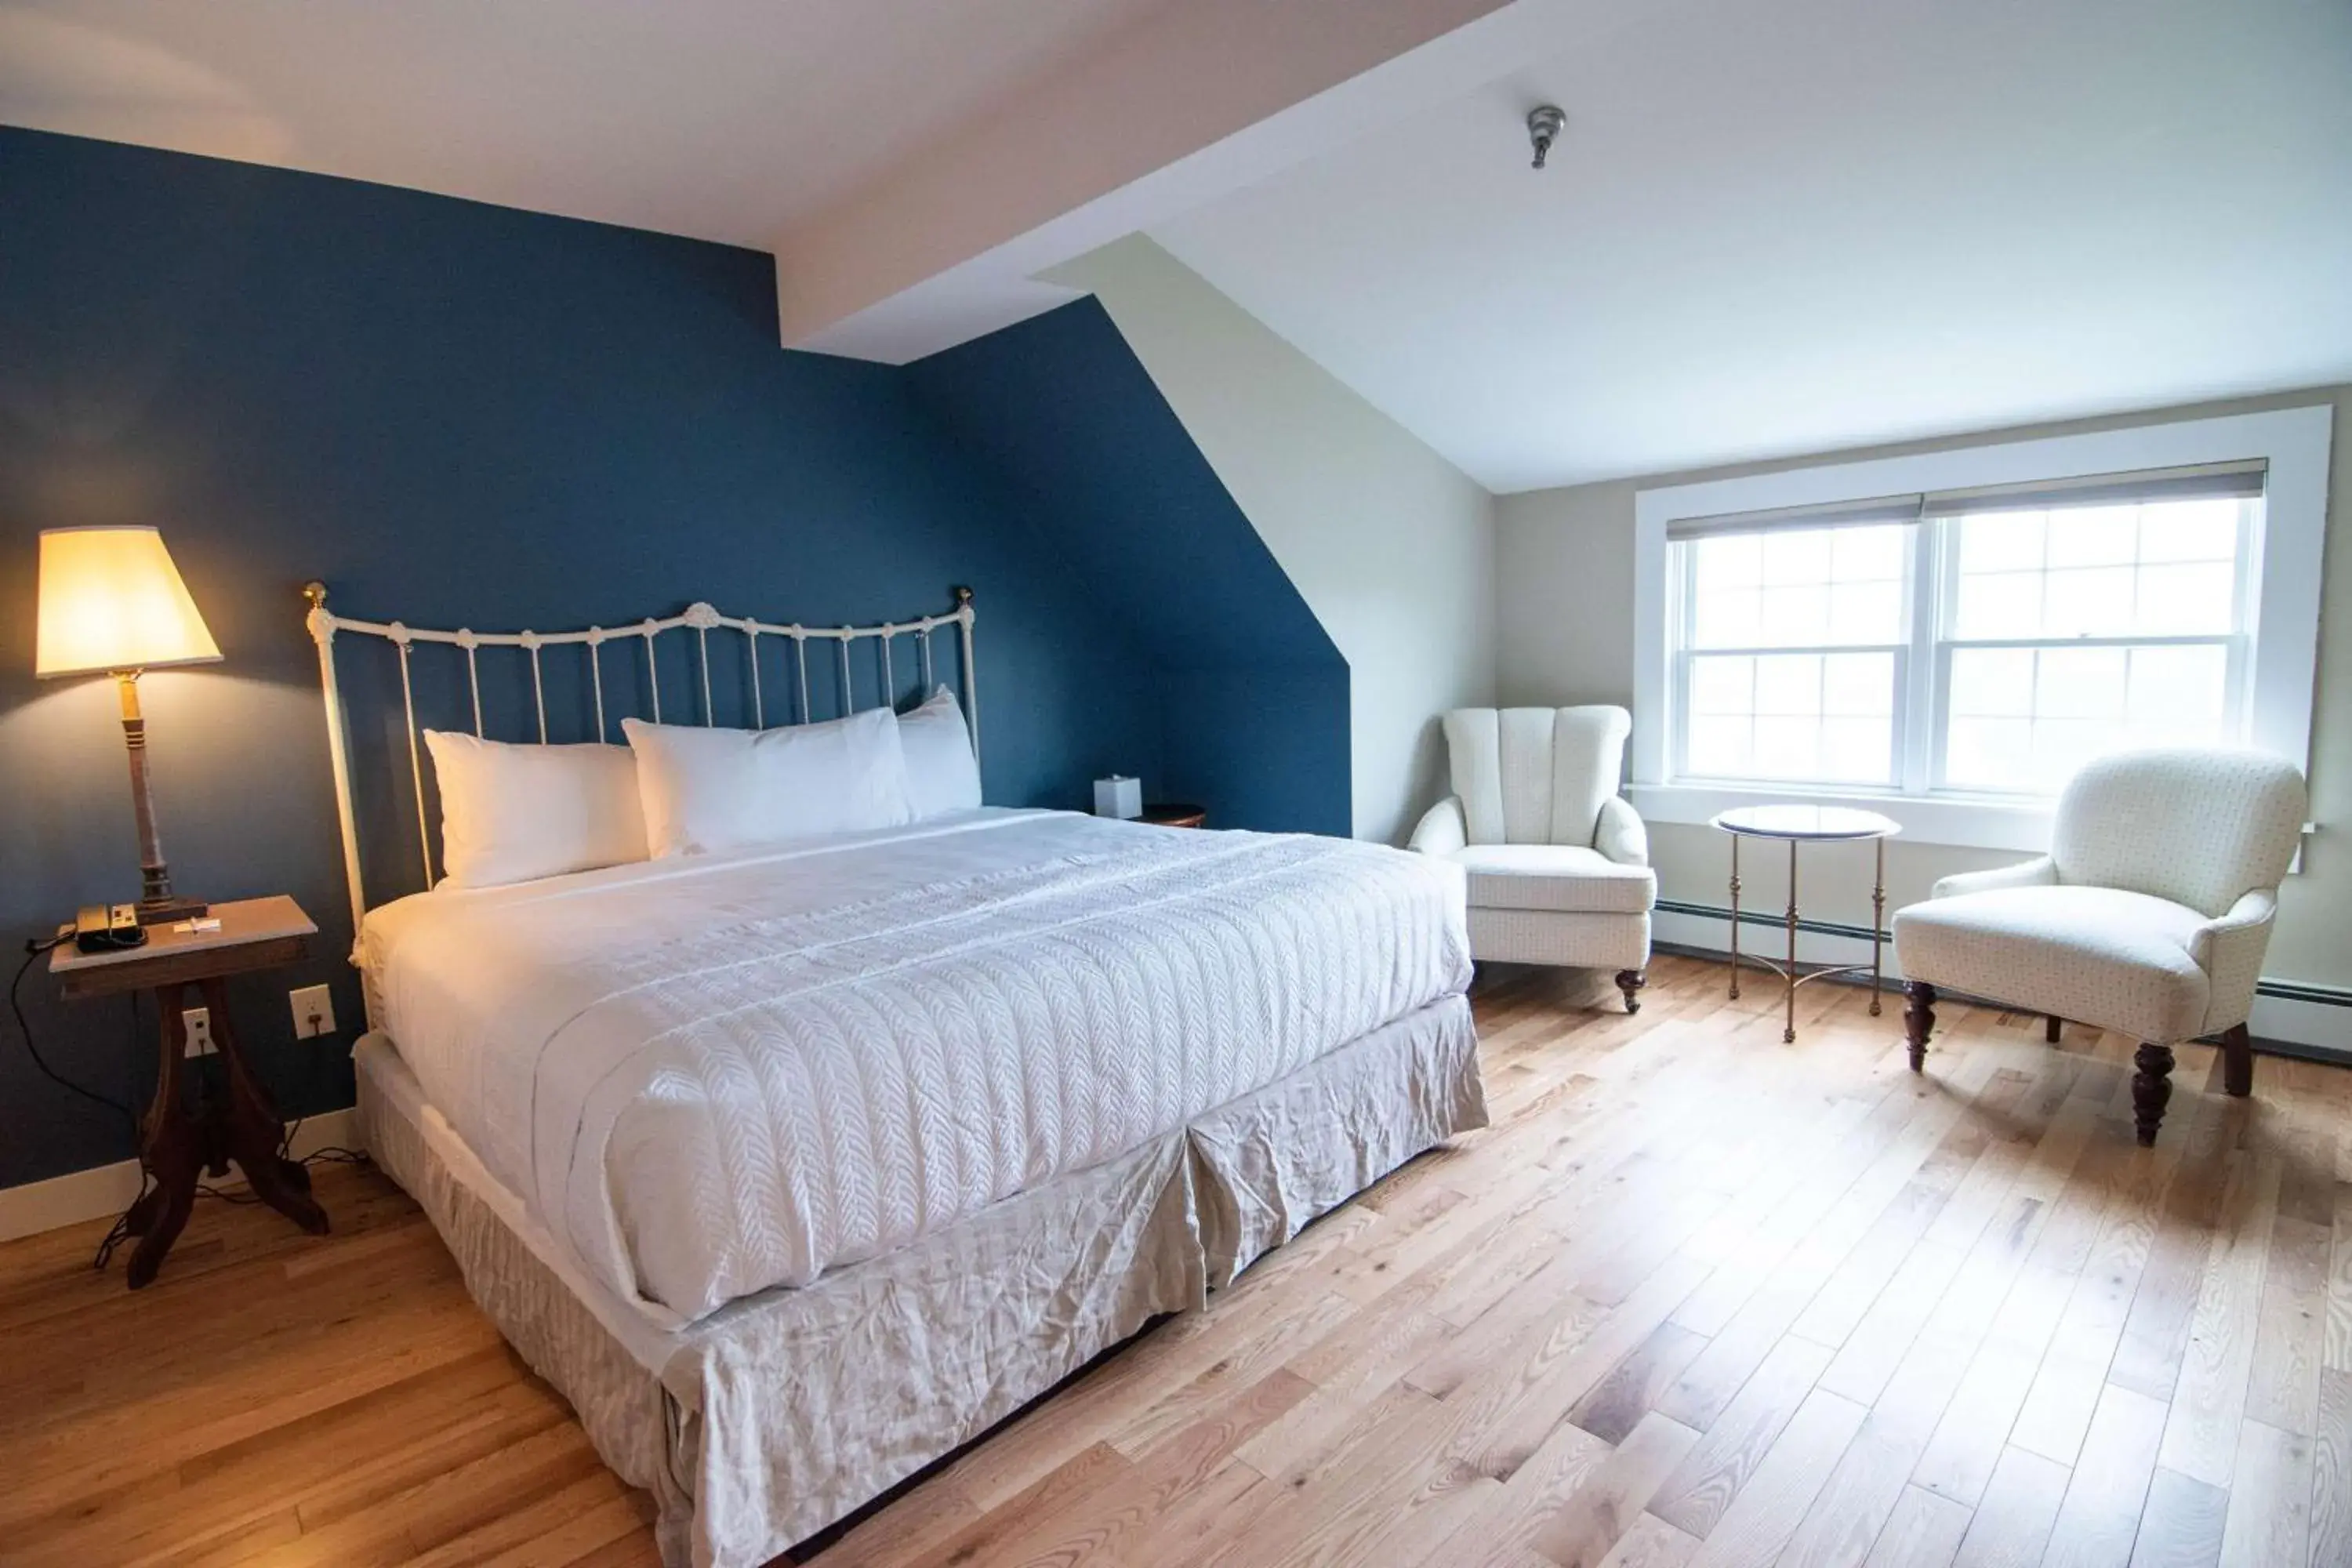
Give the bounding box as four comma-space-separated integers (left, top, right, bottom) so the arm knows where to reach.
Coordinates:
358, 808, 1471, 1326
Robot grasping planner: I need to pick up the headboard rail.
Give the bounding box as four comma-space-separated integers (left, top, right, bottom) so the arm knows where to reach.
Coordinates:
303, 582, 976, 944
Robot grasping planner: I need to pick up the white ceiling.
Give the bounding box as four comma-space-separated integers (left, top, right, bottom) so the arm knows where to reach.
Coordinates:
1151, 0, 2352, 492
0, 0, 1165, 247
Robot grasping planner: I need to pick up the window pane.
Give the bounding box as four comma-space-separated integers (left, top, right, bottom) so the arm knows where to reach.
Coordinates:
2138, 499, 2238, 563
1752, 717, 1822, 778
2045, 504, 2138, 568
2038, 568, 2134, 637
1828, 581, 1903, 643
1686, 715, 1752, 776
2034, 646, 2128, 719
1690, 654, 1754, 714
1693, 533, 1763, 590
1820, 717, 1892, 783
1754, 653, 1822, 715
1760, 529, 1832, 585
1954, 571, 2045, 639
1755, 585, 1828, 647
1692, 589, 1761, 649
1958, 512, 2043, 574
1950, 648, 2034, 717
1823, 652, 1894, 716
2136, 562, 2234, 635
1832, 526, 1907, 581
2126, 644, 2228, 734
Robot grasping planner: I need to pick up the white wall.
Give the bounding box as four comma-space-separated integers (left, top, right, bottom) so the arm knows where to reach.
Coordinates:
1498, 387, 2352, 1045
1050, 234, 1497, 844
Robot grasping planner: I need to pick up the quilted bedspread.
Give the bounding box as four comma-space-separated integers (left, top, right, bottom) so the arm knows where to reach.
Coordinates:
360, 811, 1471, 1326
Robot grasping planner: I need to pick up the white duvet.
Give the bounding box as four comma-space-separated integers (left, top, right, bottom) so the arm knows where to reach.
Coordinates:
359, 809, 1470, 1327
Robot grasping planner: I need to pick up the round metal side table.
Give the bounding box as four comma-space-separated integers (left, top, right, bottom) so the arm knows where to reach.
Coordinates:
1711, 804, 1902, 1044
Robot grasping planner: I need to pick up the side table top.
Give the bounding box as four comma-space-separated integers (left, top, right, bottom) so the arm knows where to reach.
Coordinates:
51, 895, 316, 994
1711, 804, 1902, 841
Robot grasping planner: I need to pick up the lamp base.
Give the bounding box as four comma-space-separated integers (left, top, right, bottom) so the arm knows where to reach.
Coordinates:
135, 896, 209, 927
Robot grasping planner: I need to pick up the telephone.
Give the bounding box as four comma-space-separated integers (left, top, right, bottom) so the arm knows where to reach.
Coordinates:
74, 903, 147, 954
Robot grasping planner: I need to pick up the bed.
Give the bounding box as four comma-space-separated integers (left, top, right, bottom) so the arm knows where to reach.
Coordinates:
304, 585, 1486, 1567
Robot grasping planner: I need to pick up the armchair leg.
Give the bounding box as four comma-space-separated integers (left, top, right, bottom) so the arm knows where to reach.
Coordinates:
2132, 1044, 2175, 1146
1615, 969, 1646, 1014
2045, 1014, 2063, 1044
2220, 1023, 2255, 1098
1902, 982, 1935, 1073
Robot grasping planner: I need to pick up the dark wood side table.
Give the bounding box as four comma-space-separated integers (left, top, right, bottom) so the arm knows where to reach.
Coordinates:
1139, 802, 1207, 829
52, 895, 329, 1287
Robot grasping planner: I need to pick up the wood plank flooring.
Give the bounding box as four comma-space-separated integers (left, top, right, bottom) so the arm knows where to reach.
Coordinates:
5, 954, 2350, 1566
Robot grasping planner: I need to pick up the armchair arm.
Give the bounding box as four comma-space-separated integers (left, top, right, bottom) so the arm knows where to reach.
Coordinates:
1594, 795, 1649, 866
1931, 855, 2057, 898
2191, 888, 2278, 1033
1409, 796, 1468, 857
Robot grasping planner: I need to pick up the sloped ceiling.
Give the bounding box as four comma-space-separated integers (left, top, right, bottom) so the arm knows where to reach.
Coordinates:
1152, 0, 2352, 490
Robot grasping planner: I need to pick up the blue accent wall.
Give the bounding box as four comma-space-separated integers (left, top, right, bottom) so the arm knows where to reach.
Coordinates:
908, 299, 1352, 836
0, 128, 1185, 1188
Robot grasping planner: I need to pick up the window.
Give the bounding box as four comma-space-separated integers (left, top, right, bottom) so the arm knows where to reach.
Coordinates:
1632, 408, 2328, 848
1665, 470, 2260, 800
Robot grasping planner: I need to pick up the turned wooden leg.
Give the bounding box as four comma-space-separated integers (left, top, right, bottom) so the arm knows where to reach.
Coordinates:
205, 978, 328, 1237
2045, 1014, 2063, 1044
1615, 969, 1647, 1014
1902, 982, 1936, 1073
128, 996, 199, 1290
2132, 1043, 2175, 1147
2220, 1023, 2254, 1098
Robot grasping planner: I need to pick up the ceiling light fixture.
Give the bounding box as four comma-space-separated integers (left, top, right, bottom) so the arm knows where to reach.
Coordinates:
1526, 105, 1565, 169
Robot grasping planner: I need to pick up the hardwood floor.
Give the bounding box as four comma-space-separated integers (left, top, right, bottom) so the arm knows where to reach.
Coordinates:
5, 954, 2350, 1567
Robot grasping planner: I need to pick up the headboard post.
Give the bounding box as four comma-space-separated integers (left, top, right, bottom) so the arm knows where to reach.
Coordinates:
955, 584, 978, 755
303, 581, 372, 964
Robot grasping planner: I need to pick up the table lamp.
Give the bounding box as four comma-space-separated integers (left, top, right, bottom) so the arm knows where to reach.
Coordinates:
35, 526, 220, 924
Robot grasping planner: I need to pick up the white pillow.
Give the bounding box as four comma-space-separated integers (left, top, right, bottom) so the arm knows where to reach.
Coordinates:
423, 731, 649, 890
624, 707, 915, 857
897, 686, 982, 818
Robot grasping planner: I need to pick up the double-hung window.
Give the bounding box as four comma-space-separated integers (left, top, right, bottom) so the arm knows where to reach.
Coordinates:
1633, 407, 2328, 849
1665, 465, 2266, 800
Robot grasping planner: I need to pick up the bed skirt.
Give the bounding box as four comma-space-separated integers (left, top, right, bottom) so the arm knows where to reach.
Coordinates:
355, 992, 1484, 1568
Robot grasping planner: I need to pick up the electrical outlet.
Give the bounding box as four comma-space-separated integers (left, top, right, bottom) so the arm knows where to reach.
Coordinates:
182, 1007, 216, 1058
290, 984, 336, 1040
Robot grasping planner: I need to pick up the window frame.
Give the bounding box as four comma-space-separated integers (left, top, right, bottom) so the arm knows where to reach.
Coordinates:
1630, 407, 2330, 851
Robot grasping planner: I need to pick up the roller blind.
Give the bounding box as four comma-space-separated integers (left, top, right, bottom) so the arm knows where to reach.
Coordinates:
1664, 493, 1922, 542
1918, 460, 2267, 518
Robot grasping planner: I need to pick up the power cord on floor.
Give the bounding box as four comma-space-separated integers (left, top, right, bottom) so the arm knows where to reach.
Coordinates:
12, 935, 368, 1273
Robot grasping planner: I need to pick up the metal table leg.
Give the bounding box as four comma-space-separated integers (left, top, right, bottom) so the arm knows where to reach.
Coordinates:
1728, 833, 1742, 1000
1868, 836, 1886, 1017
1784, 838, 1798, 1044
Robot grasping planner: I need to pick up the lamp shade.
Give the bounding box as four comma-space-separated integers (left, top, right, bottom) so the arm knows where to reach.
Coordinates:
34, 527, 221, 678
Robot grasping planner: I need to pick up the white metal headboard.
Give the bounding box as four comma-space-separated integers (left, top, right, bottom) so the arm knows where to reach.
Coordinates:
303, 581, 977, 932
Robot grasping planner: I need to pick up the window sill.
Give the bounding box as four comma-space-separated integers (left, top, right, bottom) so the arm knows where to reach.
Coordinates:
1628, 781, 2055, 853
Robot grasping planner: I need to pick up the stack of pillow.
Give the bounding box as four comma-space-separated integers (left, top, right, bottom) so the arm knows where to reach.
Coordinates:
421, 687, 982, 891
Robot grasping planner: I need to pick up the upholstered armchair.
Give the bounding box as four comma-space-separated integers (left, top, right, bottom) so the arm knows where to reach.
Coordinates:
1893, 749, 2307, 1145
1410, 706, 1655, 1010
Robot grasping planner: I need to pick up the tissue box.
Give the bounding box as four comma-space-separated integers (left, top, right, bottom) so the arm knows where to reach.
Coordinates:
1093, 775, 1142, 819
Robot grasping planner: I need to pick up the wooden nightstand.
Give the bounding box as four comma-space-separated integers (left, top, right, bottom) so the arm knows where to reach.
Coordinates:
1138, 802, 1207, 829
52, 895, 330, 1287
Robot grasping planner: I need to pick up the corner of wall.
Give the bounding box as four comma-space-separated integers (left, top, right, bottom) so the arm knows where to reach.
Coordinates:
1047, 235, 1498, 844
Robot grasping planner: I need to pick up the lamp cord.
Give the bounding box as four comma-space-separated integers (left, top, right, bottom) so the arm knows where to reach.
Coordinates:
11, 936, 366, 1272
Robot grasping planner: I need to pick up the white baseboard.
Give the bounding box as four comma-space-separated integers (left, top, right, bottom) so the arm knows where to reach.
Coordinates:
1652, 904, 2352, 1063
0, 1107, 365, 1244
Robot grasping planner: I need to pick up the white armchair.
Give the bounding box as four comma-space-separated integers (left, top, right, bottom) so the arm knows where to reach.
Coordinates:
1892, 748, 2307, 1145
1410, 706, 1655, 1010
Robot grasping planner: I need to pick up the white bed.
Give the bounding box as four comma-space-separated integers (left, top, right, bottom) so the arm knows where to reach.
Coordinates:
307, 588, 1489, 1566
